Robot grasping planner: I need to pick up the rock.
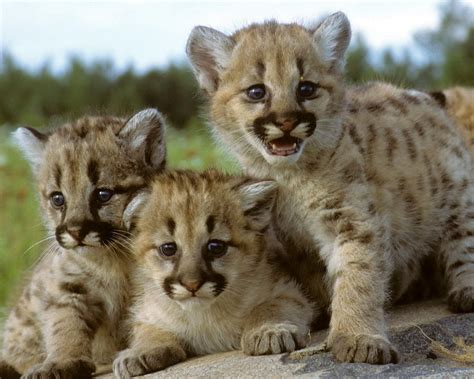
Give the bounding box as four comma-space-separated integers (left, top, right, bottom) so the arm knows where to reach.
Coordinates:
94, 300, 474, 377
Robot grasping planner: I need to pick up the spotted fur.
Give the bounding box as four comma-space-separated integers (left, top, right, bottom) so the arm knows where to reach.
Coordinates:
187, 12, 474, 364
0, 109, 166, 378
113, 171, 313, 377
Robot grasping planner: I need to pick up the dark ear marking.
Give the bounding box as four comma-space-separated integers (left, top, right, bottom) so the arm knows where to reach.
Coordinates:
25, 126, 49, 142
206, 215, 216, 234
429, 91, 447, 108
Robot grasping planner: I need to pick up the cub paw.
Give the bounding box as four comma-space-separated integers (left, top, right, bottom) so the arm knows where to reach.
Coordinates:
329, 333, 399, 364
113, 346, 186, 378
22, 359, 95, 379
448, 286, 474, 313
241, 323, 307, 355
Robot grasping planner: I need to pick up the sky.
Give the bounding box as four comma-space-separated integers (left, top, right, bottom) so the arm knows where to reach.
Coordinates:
0, 0, 450, 73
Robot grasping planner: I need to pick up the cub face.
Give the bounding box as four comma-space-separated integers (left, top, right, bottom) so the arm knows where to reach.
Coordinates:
187, 13, 351, 166
134, 171, 277, 310
13, 109, 166, 252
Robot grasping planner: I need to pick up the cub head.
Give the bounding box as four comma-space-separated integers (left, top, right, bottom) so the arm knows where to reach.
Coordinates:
186, 12, 351, 166
134, 170, 277, 310
13, 109, 166, 253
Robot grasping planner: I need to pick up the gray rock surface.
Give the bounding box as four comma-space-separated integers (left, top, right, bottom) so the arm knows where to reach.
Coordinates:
97, 299, 473, 378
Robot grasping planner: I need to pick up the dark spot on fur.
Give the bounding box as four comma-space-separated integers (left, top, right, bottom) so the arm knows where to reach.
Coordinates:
60, 282, 88, 295
206, 215, 215, 234
87, 159, 99, 185
167, 218, 176, 236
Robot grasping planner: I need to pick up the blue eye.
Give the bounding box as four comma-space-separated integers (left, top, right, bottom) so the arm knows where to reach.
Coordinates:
50, 192, 65, 208
97, 189, 114, 203
207, 239, 228, 257
246, 84, 266, 101
159, 242, 177, 257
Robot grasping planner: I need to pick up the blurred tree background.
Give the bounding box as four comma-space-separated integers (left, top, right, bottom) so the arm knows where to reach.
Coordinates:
0, 0, 472, 129
0, 0, 473, 310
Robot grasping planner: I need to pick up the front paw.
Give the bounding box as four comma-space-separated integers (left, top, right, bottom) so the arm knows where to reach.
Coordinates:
329, 333, 399, 364
448, 286, 474, 313
241, 323, 308, 355
22, 359, 95, 379
113, 346, 186, 378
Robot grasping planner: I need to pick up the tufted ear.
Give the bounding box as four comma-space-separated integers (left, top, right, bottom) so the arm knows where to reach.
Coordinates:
236, 180, 278, 231
123, 190, 150, 231
118, 108, 166, 170
312, 12, 351, 71
186, 26, 235, 94
12, 126, 49, 172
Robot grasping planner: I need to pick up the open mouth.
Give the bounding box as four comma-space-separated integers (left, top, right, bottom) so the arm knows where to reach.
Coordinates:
265, 136, 303, 156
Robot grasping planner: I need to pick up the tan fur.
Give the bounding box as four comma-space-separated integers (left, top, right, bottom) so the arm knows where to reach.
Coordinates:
113, 171, 313, 377
432, 87, 474, 152
0, 109, 166, 378
186, 13, 474, 364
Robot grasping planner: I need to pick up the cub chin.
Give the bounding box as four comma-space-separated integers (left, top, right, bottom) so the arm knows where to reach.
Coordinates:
113, 170, 313, 378
0, 109, 166, 379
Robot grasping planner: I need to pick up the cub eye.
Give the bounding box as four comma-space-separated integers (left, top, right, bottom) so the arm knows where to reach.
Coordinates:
159, 242, 177, 258
207, 239, 228, 258
50, 192, 65, 208
97, 189, 114, 203
297, 81, 318, 99
246, 84, 266, 101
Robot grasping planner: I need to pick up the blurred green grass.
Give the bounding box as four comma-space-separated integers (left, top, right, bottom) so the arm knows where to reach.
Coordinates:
0, 123, 238, 310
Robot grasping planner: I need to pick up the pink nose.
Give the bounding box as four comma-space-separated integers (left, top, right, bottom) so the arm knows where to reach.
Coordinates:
277, 118, 298, 132
181, 280, 203, 293
67, 227, 81, 241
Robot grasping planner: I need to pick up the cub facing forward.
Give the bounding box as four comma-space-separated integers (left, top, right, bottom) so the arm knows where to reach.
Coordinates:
0, 109, 166, 378
113, 171, 313, 377
187, 13, 474, 364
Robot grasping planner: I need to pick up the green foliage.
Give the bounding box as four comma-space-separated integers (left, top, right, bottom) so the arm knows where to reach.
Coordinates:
0, 1, 472, 130
0, 0, 473, 310
0, 56, 202, 128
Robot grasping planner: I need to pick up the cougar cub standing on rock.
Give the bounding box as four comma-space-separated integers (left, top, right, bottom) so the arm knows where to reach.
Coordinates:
186, 12, 474, 364
113, 170, 313, 378
0, 109, 166, 378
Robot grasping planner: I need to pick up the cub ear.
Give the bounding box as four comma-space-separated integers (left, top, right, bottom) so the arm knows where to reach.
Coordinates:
118, 108, 166, 170
123, 190, 150, 231
186, 26, 235, 94
312, 11, 351, 70
236, 179, 278, 231
11, 127, 49, 171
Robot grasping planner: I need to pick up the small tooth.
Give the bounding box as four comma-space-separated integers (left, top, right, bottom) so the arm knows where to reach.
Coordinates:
292, 143, 296, 149
272, 144, 277, 150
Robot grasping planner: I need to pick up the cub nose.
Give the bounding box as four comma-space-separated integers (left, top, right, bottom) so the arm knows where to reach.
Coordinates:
275, 117, 298, 132
180, 279, 204, 293
67, 226, 82, 241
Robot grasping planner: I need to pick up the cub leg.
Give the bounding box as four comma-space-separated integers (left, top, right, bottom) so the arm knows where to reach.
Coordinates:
21, 297, 101, 379
1, 304, 45, 375
241, 281, 312, 355
441, 199, 474, 313
113, 323, 186, 378
326, 238, 399, 364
